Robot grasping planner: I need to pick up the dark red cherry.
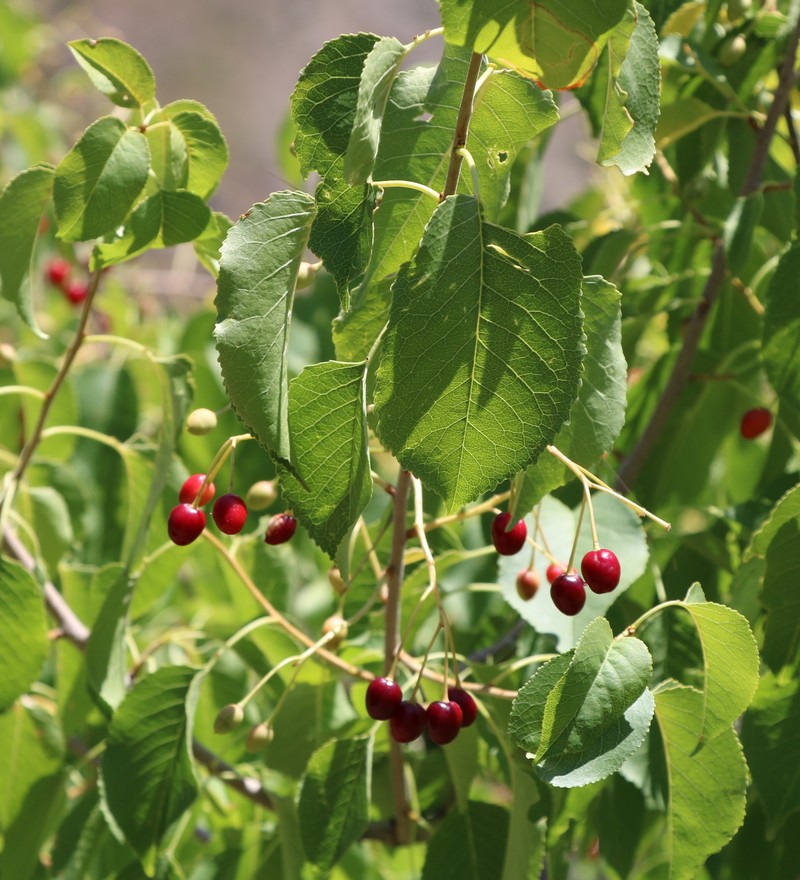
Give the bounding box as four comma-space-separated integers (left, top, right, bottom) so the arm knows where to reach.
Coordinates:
426, 700, 463, 745
516, 568, 540, 600
581, 548, 621, 594
168, 503, 206, 546
212, 493, 248, 535
179, 473, 215, 506
546, 563, 565, 584
551, 573, 586, 616
366, 677, 402, 720
64, 279, 88, 305
740, 407, 772, 439
265, 512, 297, 545
45, 257, 71, 287
389, 701, 427, 743
447, 687, 478, 727
491, 512, 527, 555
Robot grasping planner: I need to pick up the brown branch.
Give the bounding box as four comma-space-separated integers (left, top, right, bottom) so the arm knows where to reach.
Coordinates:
615, 18, 800, 492
442, 52, 483, 200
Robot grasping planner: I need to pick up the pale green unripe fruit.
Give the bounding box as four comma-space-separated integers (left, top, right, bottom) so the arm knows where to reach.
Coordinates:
186, 407, 218, 435
0, 343, 16, 368
719, 33, 746, 66
245, 480, 278, 510
327, 566, 348, 596
295, 261, 319, 290
246, 721, 274, 752
214, 703, 244, 734
323, 615, 348, 650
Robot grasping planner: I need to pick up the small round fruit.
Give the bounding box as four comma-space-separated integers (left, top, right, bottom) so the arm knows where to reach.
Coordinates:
582, 548, 621, 594
551, 573, 587, 616
366, 677, 403, 720
179, 473, 215, 506
212, 493, 248, 535
491, 512, 527, 556
214, 703, 244, 734
322, 615, 347, 649
516, 568, 540, 600
719, 33, 746, 66
45, 257, 71, 287
327, 566, 348, 596
265, 512, 297, 545
546, 563, 565, 585
447, 687, 478, 727
246, 722, 274, 752
168, 503, 206, 546
186, 407, 218, 435
740, 407, 772, 440
426, 700, 463, 745
389, 701, 427, 743
245, 479, 278, 510
64, 280, 89, 305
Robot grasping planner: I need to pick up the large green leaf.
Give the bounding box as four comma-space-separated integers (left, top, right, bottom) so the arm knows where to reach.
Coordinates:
279, 361, 372, 558
68, 38, 155, 109
100, 666, 198, 868
501, 761, 545, 880
0, 164, 53, 337
760, 519, 800, 671
653, 684, 747, 880
763, 245, 800, 433
745, 481, 800, 559
422, 801, 511, 880
214, 191, 316, 469
374, 195, 583, 510
509, 618, 654, 787
54, 116, 150, 242
0, 558, 49, 712
440, 0, 628, 89
298, 735, 371, 873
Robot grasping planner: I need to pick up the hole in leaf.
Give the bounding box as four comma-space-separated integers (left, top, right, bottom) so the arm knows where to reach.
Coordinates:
414, 112, 432, 123
497, 151, 509, 164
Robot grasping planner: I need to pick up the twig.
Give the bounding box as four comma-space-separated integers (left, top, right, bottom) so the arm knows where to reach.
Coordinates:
442, 52, 483, 199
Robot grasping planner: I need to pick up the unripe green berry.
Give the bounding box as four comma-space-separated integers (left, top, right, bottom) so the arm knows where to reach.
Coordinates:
327, 566, 348, 596
719, 33, 746, 66
0, 343, 16, 368
295, 261, 319, 290
323, 615, 348, 650
186, 407, 218, 435
214, 703, 244, 734
245, 480, 278, 511
246, 721, 274, 752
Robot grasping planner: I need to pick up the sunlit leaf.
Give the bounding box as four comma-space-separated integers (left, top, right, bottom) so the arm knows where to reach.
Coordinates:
68, 38, 155, 110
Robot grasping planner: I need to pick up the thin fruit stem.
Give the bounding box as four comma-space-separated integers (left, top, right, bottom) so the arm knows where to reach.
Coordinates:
194, 434, 252, 509
617, 600, 684, 638
400, 649, 517, 700
403, 26, 444, 52
456, 147, 480, 199
0, 385, 45, 401
487, 654, 560, 685
410, 622, 443, 701
417, 490, 510, 534
567, 494, 586, 573
227, 438, 238, 493
372, 179, 440, 202
264, 630, 339, 724
584, 481, 599, 550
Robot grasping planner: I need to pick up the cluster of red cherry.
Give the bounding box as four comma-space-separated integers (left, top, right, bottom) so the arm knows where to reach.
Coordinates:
167, 473, 296, 547
45, 257, 89, 305
365, 677, 478, 745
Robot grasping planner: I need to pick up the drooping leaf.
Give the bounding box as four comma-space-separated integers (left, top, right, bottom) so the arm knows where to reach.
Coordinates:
0, 558, 49, 712
54, 116, 150, 242
192, 210, 232, 278
440, 0, 629, 89
279, 361, 372, 558
68, 38, 155, 110
421, 801, 510, 880
374, 195, 583, 510
760, 519, 800, 671
298, 735, 371, 873
0, 163, 53, 337
653, 684, 747, 880
763, 245, 800, 433
745, 481, 800, 559
100, 666, 198, 868
724, 193, 765, 277
214, 191, 316, 469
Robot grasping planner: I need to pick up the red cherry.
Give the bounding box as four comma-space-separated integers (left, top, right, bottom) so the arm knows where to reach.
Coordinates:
265, 512, 297, 545
179, 474, 215, 506
212, 493, 248, 535
491, 512, 527, 556
64, 280, 88, 305
546, 563, 565, 584
740, 407, 772, 439
168, 503, 206, 546
45, 257, 71, 287
516, 568, 540, 600
581, 548, 621, 594
389, 701, 427, 743
366, 677, 403, 720
426, 700, 463, 745
551, 573, 586, 616
447, 687, 478, 727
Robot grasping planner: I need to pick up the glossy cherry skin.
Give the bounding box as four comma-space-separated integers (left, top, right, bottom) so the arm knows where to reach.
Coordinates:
45, 257, 71, 286
427, 700, 463, 745
582, 548, 621, 594
365, 677, 403, 720
212, 493, 248, 535
546, 563, 565, 585
389, 701, 427, 743
491, 512, 527, 556
64, 280, 88, 305
168, 503, 206, 546
447, 687, 478, 727
179, 473, 215, 506
265, 512, 297, 545
551, 573, 587, 616
516, 568, 540, 600
740, 407, 772, 439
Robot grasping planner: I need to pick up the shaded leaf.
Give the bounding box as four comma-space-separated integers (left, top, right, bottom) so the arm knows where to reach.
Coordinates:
422, 801, 510, 880
656, 97, 733, 148
724, 194, 765, 277
763, 245, 800, 434
760, 519, 800, 671
68, 38, 155, 110
745, 481, 800, 559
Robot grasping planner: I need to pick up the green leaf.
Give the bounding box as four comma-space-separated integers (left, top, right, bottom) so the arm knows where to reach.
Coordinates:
214, 191, 316, 469
421, 801, 510, 880
0, 559, 49, 712
741, 671, 800, 835
374, 196, 583, 510
100, 666, 198, 867
278, 361, 372, 558
501, 761, 545, 880
298, 735, 371, 873
676, 585, 760, 738
723, 193, 765, 277
653, 684, 747, 880
68, 38, 155, 110
443, 725, 480, 810
0, 164, 53, 337
763, 245, 800, 432
192, 210, 232, 278
85, 566, 131, 714
440, 0, 628, 89
54, 116, 150, 242
656, 97, 732, 148
745, 481, 800, 559
512, 275, 627, 515
333, 276, 392, 361
344, 36, 407, 185
760, 519, 800, 671
509, 618, 654, 787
